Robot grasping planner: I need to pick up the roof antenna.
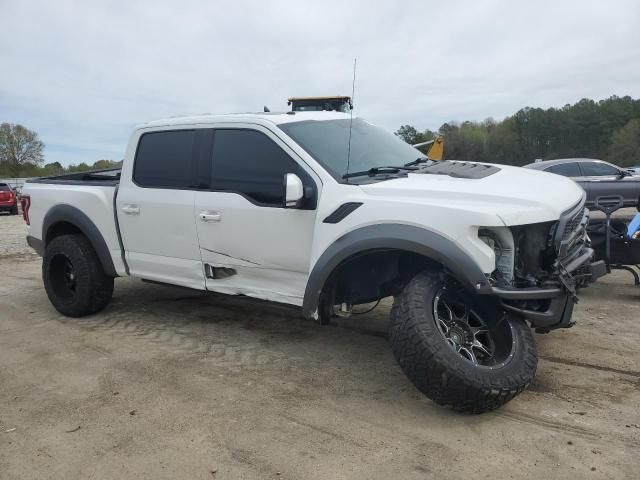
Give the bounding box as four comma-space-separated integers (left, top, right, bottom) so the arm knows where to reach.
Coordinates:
263, 105, 270, 112
345, 57, 357, 183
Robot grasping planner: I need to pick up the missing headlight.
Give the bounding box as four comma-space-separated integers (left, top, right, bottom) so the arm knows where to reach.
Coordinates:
479, 228, 514, 283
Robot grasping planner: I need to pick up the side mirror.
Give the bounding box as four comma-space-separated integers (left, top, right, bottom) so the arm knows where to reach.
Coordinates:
284, 173, 304, 208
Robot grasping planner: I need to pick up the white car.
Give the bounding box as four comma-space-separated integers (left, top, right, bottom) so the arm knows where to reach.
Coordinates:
21, 111, 605, 413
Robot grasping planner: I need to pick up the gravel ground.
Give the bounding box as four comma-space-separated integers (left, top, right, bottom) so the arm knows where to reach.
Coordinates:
1, 213, 639, 479
0, 209, 38, 259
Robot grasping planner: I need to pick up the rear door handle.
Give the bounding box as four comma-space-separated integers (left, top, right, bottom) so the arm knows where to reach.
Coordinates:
199, 211, 221, 222
121, 204, 140, 215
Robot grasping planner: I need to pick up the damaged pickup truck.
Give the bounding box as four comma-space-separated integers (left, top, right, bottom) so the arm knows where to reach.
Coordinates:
21, 112, 606, 413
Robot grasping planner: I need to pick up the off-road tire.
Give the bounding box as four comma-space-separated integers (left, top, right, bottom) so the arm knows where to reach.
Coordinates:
388, 271, 537, 413
43, 234, 114, 317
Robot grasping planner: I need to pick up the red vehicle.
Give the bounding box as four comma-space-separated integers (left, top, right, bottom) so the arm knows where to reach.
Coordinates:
0, 183, 19, 215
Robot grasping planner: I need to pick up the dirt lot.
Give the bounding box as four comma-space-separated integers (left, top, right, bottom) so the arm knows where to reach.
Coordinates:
1, 213, 639, 479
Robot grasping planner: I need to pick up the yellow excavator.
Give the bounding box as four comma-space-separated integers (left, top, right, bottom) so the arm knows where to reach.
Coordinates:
414, 135, 444, 161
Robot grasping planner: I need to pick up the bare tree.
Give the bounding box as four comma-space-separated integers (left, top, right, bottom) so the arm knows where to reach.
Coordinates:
0, 123, 45, 169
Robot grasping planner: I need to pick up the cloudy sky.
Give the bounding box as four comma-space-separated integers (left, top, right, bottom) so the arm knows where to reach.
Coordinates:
1, 0, 639, 166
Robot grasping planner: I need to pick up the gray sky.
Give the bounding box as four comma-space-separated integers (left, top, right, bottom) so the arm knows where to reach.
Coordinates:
1, 0, 639, 166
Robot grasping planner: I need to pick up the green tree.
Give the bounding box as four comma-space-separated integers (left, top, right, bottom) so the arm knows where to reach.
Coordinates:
395, 125, 423, 144
67, 162, 92, 173
486, 119, 522, 165
608, 118, 640, 167
92, 159, 119, 169
0, 123, 44, 175
43, 162, 64, 175
395, 125, 436, 145
397, 95, 640, 166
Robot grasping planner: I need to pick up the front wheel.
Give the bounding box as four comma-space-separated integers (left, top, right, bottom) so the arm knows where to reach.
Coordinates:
388, 271, 537, 413
43, 234, 114, 317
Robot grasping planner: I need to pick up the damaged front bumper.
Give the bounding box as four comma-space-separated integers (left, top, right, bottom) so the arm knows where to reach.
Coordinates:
490, 200, 607, 331
492, 257, 606, 331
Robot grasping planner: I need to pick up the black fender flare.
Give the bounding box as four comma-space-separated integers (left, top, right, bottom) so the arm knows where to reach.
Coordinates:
302, 224, 492, 319
42, 204, 117, 277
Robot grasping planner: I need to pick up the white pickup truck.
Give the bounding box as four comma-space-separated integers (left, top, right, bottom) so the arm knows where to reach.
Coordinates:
21, 111, 606, 413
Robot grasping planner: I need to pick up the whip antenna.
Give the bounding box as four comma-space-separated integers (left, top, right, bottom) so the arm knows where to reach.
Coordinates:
345, 57, 357, 182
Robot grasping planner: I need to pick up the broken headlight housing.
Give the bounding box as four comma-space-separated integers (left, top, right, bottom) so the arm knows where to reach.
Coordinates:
479, 228, 515, 284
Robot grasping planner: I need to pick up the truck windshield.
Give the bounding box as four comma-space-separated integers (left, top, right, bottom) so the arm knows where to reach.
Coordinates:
279, 118, 425, 181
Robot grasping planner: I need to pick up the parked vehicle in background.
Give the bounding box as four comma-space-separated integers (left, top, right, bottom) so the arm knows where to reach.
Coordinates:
21, 111, 605, 413
0, 178, 30, 198
525, 158, 640, 208
0, 183, 19, 215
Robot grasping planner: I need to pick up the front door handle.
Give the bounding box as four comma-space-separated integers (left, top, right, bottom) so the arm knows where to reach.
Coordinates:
199, 211, 221, 222
121, 204, 140, 215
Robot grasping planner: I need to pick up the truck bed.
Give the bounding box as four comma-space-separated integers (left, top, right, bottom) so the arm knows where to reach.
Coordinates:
22, 168, 127, 276
27, 168, 121, 186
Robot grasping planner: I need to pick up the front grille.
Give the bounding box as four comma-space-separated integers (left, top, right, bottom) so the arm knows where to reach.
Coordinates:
507, 197, 592, 291
555, 198, 590, 269
563, 208, 584, 237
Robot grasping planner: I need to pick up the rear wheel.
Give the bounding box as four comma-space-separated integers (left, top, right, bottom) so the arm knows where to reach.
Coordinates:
388, 271, 537, 413
10, 205, 18, 215
43, 234, 114, 317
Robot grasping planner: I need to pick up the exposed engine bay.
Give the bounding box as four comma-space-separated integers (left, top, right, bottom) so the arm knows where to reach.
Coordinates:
484, 197, 593, 292
481, 196, 602, 331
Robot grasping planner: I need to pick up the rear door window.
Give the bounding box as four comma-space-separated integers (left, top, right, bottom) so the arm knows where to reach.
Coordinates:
547, 163, 581, 177
134, 130, 196, 188
580, 162, 620, 177
0, 184, 10, 191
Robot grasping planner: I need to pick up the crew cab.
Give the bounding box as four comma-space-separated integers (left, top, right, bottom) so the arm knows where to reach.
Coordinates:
0, 182, 19, 215
22, 112, 606, 413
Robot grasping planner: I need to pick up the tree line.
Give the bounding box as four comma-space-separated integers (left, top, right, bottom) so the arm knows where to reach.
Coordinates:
395, 95, 640, 167
0, 122, 121, 177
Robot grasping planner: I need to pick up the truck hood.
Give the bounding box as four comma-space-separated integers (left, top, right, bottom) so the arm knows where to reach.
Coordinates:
359, 162, 585, 226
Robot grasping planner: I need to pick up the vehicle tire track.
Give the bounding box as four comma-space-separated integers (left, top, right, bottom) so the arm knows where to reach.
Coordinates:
494, 410, 640, 449
539, 355, 640, 378
54, 303, 296, 370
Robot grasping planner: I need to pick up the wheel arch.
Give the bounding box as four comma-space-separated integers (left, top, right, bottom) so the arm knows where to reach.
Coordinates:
302, 224, 492, 320
42, 204, 117, 277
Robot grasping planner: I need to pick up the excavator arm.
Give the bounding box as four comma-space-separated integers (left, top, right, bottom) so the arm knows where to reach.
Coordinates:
413, 135, 444, 161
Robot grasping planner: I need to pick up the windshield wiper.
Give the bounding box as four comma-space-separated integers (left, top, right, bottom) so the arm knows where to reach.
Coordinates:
342, 165, 418, 179
404, 157, 432, 167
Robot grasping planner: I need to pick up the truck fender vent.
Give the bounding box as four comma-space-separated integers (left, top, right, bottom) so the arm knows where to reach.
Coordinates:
323, 202, 363, 224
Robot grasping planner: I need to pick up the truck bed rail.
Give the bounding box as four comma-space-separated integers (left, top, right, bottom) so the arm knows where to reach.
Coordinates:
27, 168, 121, 187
